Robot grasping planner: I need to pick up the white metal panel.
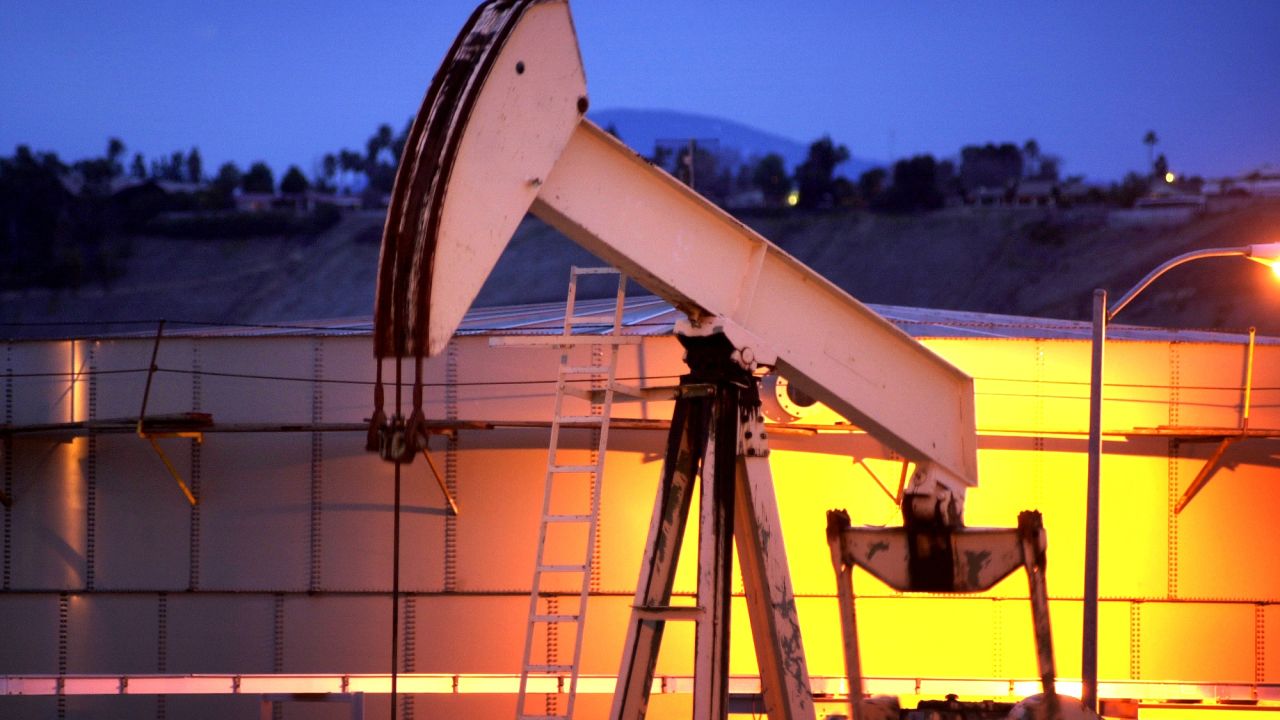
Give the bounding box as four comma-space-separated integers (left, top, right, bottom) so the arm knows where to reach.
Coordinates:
196, 434, 310, 590
194, 338, 313, 423
91, 337, 193, 421
321, 439, 446, 592
411, 595, 527, 673
1177, 447, 1280, 599
7, 340, 78, 425
453, 336, 560, 422
282, 595, 391, 673
91, 435, 190, 589
322, 336, 447, 423
453, 428, 548, 591
7, 437, 86, 589
166, 594, 276, 673
0, 595, 59, 672
65, 595, 158, 673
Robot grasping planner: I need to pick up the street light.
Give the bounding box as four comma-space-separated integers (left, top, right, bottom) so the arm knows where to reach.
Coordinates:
1081, 242, 1280, 713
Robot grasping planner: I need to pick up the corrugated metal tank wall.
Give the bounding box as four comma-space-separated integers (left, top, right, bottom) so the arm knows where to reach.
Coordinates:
1, 331, 1277, 718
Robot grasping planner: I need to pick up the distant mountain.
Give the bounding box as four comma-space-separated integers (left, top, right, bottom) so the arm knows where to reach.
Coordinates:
589, 108, 879, 178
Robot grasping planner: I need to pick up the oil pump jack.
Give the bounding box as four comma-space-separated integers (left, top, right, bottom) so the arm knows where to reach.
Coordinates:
367, 2, 1067, 719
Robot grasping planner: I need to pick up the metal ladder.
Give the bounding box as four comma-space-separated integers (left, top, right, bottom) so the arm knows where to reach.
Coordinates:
516, 267, 629, 720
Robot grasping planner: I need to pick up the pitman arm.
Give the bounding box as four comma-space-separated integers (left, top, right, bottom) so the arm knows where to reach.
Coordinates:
374, 0, 979, 500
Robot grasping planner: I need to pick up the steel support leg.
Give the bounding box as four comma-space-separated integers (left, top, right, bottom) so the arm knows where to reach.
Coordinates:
1020, 511, 1060, 720
693, 390, 736, 720
735, 407, 815, 720
826, 510, 863, 720
611, 397, 709, 720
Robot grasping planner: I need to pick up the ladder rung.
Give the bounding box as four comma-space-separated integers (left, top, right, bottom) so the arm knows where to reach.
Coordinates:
490, 335, 640, 347
546, 514, 592, 522
566, 314, 619, 325
532, 613, 581, 623
525, 664, 575, 673
560, 385, 594, 401
560, 365, 608, 375
556, 414, 604, 425
571, 266, 620, 276
549, 465, 596, 474
633, 605, 706, 621
538, 564, 587, 573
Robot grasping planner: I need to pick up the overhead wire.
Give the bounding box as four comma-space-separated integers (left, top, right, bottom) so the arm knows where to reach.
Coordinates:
6, 365, 1280, 411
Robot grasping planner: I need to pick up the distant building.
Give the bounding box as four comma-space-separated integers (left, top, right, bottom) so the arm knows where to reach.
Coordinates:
235, 190, 363, 213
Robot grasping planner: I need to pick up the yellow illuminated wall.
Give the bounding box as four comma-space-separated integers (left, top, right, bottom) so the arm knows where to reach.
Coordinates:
1, 329, 1277, 719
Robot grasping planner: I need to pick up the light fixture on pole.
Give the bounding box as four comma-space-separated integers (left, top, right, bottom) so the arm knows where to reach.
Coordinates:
1081, 242, 1280, 713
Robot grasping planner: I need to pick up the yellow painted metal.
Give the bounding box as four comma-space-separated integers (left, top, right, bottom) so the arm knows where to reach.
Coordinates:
143, 435, 199, 506
421, 448, 459, 516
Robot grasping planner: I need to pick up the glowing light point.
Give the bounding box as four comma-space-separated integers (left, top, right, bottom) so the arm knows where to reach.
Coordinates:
1164, 172, 1176, 183
786, 189, 800, 207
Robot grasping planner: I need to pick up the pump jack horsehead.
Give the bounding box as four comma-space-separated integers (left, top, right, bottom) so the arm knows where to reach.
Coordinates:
367, 2, 1065, 719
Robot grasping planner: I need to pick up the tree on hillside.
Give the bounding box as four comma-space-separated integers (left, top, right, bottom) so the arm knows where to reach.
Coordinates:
168, 151, 185, 182
1153, 153, 1169, 181
671, 142, 728, 202
858, 167, 887, 206
959, 143, 1022, 191
794, 135, 850, 209
212, 162, 242, 196
186, 147, 203, 184
1022, 139, 1040, 179
1143, 130, 1159, 172
242, 162, 275, 194
1, 146, 120, 289
366, 123, 394, 166
751, 153, 789, 206
360, 124, 399, 197
318, 153, 338, 192
881, 154, 944, 213
280, 165, 310, 194
130, 153, 146, 179
106, 137, 126, 178
338, 149, 363, 191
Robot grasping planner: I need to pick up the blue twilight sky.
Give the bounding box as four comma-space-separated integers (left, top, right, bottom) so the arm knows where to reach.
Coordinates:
2, 1, 1277, 183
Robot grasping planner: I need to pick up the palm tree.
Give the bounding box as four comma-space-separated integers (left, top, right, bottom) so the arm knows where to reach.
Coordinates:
1143, 130, 1159, 174
106, 137, 126, 178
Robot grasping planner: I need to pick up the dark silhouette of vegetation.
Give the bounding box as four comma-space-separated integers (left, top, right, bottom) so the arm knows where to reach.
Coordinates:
880, 155, 945, 213
0, 145, 123, 290
960, 143, 1023, 191
1153, 153, 1169, 180
751, 153, 790, 206
241, 162, 275, 194
794, 135, 849, 209
186, 147, 203, 184
280, 165, 310, 194
211, 162, 242, 204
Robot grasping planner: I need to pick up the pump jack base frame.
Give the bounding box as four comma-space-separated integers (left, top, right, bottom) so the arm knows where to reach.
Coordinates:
826, 509, 1064, 720
611, 333, 814, 720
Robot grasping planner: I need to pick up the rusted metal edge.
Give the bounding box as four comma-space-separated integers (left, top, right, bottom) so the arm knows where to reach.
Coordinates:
373, 0, 540, 359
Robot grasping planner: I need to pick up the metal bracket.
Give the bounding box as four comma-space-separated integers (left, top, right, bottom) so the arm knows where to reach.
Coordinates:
142, 433, 201, 506
421, 448, 459, 516
133, 320, 199, 507
1175, 327, 1260, 514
